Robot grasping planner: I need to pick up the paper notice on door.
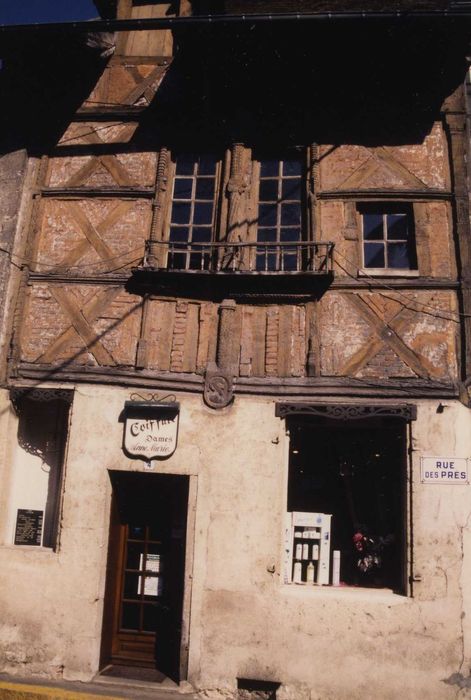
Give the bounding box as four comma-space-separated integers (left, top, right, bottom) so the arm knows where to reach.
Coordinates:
139, 554, 163, 596
144, 576, 159, 596
146, 553, 161, 572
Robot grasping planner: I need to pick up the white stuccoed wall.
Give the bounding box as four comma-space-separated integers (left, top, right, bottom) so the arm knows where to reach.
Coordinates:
0, 385, 470, 699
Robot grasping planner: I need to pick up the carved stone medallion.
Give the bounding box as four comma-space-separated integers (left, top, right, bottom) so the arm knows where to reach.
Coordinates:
204, 363, 234, 409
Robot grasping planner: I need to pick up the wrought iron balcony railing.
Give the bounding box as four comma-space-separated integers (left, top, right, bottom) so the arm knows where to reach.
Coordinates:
147, 240, 334, 274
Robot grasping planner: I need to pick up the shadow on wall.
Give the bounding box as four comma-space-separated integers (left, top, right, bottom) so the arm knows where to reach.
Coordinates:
0, 15, 467, 155
135, 17, 469, 148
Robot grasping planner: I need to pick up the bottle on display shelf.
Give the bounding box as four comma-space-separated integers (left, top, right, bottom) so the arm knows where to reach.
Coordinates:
306, 561, 315, 584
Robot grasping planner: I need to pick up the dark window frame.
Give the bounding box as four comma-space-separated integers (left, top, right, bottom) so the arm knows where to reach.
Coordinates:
358, 202, 417, 272
167, 152, 223, 271
254, 149, 307, 272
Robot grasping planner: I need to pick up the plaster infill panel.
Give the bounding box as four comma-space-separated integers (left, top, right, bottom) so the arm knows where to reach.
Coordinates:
319, 124, 449, 191
20, 284, 143, 367
35, 198, 150, 273
319, 291, 458, 381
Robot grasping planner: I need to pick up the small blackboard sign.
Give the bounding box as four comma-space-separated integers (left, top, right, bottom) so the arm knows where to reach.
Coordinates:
14, 509, 43, 546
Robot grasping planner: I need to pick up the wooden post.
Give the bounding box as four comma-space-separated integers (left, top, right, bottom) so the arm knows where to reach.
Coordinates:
308, 143, 319, 243
216, 298, 238, 371
444, 89, 471, 389
306, 302, 320, 377
204, 299, 238, 408
147, 147, 170, 268
226, 144, 251, 269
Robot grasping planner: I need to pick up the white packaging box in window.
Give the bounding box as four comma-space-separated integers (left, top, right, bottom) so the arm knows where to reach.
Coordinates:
288, 512, 332, 585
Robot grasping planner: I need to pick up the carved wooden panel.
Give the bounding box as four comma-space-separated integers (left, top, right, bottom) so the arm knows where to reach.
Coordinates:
143, 300, 218, 373
239, 305, 306, 378
34, 199, 151, 274
20, 284, 142, 367
136, 300, 307, 378
319, 291, 458, 380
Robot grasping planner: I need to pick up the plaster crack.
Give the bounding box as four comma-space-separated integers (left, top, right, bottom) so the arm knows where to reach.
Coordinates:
456, 509, 471, 676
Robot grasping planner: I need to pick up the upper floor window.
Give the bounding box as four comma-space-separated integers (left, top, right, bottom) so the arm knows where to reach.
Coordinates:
256, 153, 304, 271
168, 153, 221, 270
359, 204, 417, 272
163, 148, 328, 275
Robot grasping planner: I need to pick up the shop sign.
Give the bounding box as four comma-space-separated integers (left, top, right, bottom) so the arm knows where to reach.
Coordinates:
421, 456, 469, 484
123, 401, 179, 460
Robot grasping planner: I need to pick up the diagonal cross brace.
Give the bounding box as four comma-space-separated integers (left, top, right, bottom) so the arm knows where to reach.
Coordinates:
340, 293, 438, 379
37, 286, 120, 366
63, 126, 138, 188
54, 200, 133, 271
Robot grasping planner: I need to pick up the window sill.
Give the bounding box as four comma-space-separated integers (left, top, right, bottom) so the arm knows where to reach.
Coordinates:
281, 583, 408, 604
358, 268, 419, 278
0, 544, 55, 554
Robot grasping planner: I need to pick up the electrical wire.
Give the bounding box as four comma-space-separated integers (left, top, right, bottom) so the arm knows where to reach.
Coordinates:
31, 255, 145, 275
1, 223, 469, 319
334, 248, 467, 323
0, 243, 145, 273
56, 120, 132, 146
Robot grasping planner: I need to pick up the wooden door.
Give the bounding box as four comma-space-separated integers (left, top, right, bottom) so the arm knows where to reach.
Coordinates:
101, 472, 189, 678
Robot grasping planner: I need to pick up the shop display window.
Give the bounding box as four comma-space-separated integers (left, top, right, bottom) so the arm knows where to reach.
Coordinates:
285, 417, 407, 592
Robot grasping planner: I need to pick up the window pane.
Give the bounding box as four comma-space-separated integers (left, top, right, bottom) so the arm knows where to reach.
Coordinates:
282, 253, 297, 271
173, 178, 193, 199
265, 252, 277, 271
282, 179, 301, 201
193, 202, 213, 225
171, 202, 191, 225
198, 155, 217, 175
126, 541, 142, 569
169, 226, 189, 243
280, 227, 300, 242
189, 252, 209, 270
259, 203, 277, 226
387, 242, 411, 268
363, 214, 384, 241
283, 158, 302, 176
259, 179, 279, 202
192, 227, 212, 243
195, 178, 215, 200
257, 228, 277, 242
364, 242, 385, 268
147, 542, 161, 556
175, 156, 195, 176
260, 159, 280, 177
281, 203, 301, 226
169, 252, 187, 269
148, 525, 163, 542
256, 251, 277, 271
121, 603, 140, 631
387, 213, 408, 240
128, 525, 145, 540
124, 572, 141, 600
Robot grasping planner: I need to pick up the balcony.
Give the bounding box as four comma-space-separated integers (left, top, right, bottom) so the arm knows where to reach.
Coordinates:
163, 240, 334, 274
130, 240, 334, 301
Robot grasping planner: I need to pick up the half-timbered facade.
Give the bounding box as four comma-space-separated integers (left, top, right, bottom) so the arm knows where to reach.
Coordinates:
0, 2, 471, 698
